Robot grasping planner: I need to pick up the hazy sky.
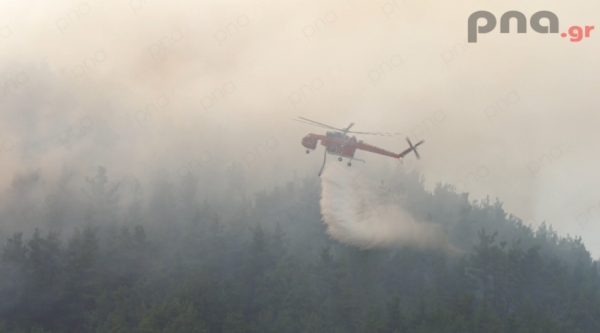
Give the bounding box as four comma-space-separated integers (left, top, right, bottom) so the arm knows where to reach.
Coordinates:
1, 0, 599, 257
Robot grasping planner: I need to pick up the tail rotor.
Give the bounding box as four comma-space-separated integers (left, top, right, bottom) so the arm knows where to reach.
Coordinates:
404, 137, 424, 159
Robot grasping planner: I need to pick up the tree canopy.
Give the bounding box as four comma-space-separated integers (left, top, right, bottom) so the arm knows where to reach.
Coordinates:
0, 167, 598, 332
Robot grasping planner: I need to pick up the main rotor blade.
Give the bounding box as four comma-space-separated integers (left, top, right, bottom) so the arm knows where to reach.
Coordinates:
297, 117, 343, 131
293, 119, 340, 131
348, 130, 402, 136
296, 117, 401, 136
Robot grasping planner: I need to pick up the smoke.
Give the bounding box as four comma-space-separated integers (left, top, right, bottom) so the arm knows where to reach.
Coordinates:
0, 0, 599, 256
320, 159, 449, 250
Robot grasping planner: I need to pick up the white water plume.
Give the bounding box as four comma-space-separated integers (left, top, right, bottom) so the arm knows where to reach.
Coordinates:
319, 160, 448, 250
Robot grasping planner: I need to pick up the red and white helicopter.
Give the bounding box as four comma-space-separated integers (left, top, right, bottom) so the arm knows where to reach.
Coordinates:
295, 117, 424, 175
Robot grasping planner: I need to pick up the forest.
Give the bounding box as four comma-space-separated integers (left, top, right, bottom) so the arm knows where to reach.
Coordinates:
0, 165, 599, 333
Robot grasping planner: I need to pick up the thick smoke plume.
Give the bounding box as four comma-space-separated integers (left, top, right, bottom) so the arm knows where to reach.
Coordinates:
320, 160, 447, 250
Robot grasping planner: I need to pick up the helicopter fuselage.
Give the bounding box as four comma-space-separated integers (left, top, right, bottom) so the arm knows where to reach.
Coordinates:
302, 132, 404, 160
296, 117, 424, 175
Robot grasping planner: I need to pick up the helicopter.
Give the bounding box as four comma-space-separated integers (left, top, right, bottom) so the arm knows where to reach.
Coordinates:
295, 117, 424, 176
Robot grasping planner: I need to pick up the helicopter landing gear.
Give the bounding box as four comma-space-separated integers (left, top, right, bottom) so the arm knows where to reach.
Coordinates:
306, 150, 310, 154
338, 157, 342, 162
347, 162, 352, 167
